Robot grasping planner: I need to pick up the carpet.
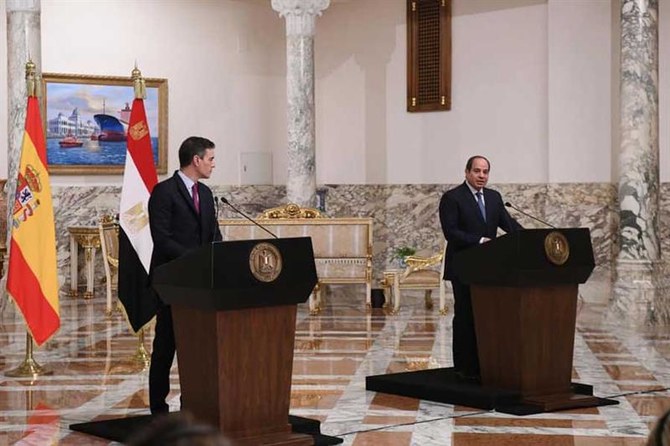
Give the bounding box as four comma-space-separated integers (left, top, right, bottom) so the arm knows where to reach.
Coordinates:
70, 412, 342, 445
366, 367, 619, 416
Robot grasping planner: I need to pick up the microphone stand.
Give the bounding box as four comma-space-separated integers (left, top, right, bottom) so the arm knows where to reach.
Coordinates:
504, 202, 556, 229
220, 197, 278, 239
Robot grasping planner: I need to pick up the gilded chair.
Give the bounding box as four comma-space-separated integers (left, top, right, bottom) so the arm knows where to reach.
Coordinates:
98, 215, 120, 316
381, 243, 448, 315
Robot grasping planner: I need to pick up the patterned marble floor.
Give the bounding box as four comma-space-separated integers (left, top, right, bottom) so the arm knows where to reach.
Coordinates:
1, 279, 669, 445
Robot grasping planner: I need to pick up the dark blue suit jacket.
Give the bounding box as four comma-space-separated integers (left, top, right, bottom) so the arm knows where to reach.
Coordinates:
148, 170, 222, 273
439, 182, 521, 280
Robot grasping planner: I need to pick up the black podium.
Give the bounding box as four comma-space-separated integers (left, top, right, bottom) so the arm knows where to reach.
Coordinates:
456, 228, 601, 411
153, 237, 317, 446
366, 228, 617, 414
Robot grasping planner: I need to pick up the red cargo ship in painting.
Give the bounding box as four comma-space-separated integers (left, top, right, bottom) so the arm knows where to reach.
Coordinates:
58, 134, 84, 148
93, 102, 131, 142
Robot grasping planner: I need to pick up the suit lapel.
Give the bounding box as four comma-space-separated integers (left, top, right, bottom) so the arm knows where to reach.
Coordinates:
483, 189, 496, 227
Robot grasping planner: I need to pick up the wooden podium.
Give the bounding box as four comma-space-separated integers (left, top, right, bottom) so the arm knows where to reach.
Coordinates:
454, 228, 600, 411
153, 237, 317, 446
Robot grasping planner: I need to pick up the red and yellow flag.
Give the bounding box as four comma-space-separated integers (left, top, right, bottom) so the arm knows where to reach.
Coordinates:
7, 96, 60, 346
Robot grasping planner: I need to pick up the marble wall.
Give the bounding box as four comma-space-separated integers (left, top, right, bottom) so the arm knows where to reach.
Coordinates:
52, 182, 639, 296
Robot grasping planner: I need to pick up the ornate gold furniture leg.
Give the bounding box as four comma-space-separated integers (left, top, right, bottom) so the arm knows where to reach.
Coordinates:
439, 277, 449, 315
309, 283, 321, 315
380, 271, 395, 311
439, 243, 449, 315
83, 243, 96, 299
365, 257, 372, 308
68, 226, 101, 300
69, 233, 78, 297
424, 290, 433, 310
392, 271, 401, 314
98, 216, 119, 316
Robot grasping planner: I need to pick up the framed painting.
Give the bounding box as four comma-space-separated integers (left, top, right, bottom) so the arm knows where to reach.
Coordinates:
41, 73, 168, 175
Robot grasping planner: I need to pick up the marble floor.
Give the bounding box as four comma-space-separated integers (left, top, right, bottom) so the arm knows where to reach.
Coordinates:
1, 279, 670, 446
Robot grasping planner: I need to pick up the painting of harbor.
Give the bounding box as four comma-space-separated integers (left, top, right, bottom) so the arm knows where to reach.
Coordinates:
42, 73, 167, 174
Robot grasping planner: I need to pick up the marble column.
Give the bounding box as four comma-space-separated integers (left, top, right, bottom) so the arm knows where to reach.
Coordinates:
271, 0, 330, 207
611, 0, 667, 324
2, 0, 41, 312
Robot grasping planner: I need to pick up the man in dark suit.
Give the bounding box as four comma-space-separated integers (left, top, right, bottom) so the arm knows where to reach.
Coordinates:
148, 136, 222, 414
439, 155, 522, 381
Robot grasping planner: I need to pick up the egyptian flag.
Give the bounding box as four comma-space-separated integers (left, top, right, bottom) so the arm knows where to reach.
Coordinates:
118, 97, 159, 332
6, 96, 60, 346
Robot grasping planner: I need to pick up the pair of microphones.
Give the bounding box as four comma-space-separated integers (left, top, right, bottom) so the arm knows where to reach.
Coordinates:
214, 195, 278, 239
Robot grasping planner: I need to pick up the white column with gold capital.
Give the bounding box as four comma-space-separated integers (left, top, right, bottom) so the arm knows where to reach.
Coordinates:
272, 0, 330, 207
3, 0, 41, 312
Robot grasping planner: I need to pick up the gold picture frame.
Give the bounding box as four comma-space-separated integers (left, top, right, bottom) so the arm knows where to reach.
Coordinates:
41, 72, 168, 175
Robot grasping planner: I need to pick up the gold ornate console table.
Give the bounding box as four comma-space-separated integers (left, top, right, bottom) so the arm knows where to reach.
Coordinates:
68, 226, 101, 299
220, 204, 373, 314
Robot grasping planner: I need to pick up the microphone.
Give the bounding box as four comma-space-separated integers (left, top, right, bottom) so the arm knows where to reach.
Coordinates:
214, 196, 220, 219
219, 196, 278, 239
505, 202, 556, 229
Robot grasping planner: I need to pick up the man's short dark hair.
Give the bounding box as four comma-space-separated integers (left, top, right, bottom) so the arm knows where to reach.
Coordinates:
465, 155, 490, 172
178, 136, 215, 167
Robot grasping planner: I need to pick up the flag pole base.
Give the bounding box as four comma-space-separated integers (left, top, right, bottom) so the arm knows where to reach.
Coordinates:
5, 333, 53, 378
131, 329, 150, 371
5, 357, 53, 378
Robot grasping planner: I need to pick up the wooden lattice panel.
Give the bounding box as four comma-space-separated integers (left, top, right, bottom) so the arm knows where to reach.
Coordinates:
407, 0, 451, 112
417, 1, 441, 104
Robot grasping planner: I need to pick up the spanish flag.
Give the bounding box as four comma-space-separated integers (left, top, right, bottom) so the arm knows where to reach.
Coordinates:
7, 96, 60, 346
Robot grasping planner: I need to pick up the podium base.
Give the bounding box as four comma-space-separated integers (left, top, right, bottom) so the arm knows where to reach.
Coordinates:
69, 413, 342, 445
234, 431, 313, 446
524, 391, 601, 412
366, 367, 618, 416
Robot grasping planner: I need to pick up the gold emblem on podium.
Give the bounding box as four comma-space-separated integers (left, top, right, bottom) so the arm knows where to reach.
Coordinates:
249, 242, 282, 282
544, 231, 569, 265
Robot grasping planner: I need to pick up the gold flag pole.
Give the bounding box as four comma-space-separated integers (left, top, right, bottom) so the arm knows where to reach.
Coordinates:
5, 333, 53, 377
106, 65, 152, 375
131, 327, 150, 371
5, 62, 52, 379
132, 64, 146, 99
129, 65, 150, 372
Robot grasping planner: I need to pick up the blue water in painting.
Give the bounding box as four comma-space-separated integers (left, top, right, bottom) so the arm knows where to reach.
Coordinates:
46, 137, 159, 166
